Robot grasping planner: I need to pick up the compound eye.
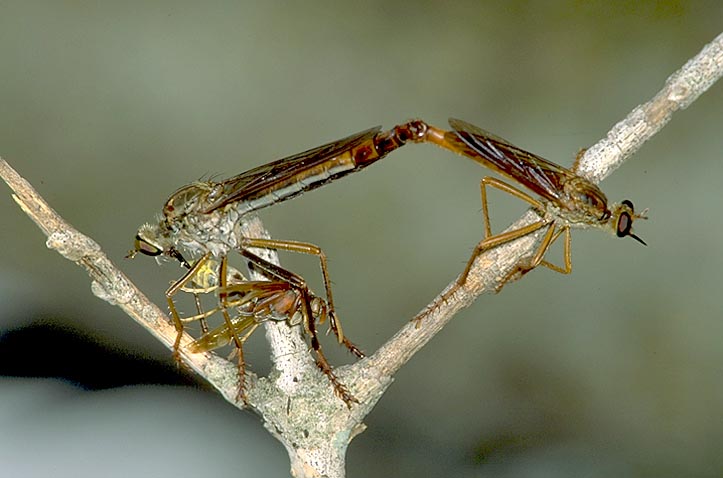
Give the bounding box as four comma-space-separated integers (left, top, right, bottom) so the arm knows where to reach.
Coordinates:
621, 199, 635, 212
616, 212, 632, 238
134, 235, 162, 256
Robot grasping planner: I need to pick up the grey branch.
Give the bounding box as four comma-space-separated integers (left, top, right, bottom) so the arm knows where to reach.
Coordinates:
368, 31, 723, 382
1, 32, 721, 478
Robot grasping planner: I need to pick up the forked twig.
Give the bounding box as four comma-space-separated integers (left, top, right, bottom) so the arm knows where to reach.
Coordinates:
1, 32, 721, 478
368, 31, 723, 381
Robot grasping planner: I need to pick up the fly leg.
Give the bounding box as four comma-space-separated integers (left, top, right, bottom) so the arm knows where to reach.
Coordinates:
497, 223, 571, 291
459, 177, 553, 288
240, 248, 359, 407
241, 237, 361, 357
164, 252, 212, 366
215, 256, 259, 402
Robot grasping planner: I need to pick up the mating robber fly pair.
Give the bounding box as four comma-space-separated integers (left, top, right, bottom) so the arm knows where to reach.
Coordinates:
128, 118, 647, 406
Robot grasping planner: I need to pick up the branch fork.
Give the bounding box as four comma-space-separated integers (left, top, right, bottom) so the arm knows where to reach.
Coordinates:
2, 32, 721, 478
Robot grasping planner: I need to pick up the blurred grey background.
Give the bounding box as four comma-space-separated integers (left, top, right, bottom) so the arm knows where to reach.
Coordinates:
1, 1, 722, 477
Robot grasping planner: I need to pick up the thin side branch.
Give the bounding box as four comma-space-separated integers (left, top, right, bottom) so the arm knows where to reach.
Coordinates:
361, 31, 723, 380
0, 159, 242, 402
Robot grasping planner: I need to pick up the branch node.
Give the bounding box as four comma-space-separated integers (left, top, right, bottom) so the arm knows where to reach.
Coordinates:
46, 230, 101, 261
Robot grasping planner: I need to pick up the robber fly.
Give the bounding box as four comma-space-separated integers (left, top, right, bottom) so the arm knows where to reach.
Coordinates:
416, 118, 647, 289
176, 257, 360, 404
128, 120, 428, 405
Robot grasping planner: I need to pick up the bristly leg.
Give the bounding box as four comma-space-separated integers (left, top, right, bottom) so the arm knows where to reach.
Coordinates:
303, 291, 358, 407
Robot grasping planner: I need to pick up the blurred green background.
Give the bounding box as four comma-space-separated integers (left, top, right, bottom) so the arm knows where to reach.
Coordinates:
1, 1, 722, 477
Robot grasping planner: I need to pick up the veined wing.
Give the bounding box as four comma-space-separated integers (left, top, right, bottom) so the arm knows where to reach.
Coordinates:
449, 118, 576, 204
202, 126, 381, 213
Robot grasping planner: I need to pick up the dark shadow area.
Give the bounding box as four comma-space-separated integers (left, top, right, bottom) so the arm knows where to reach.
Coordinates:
0, 319, 206, 390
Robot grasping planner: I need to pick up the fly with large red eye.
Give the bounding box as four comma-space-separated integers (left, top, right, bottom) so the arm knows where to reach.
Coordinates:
415, 117, 648, 290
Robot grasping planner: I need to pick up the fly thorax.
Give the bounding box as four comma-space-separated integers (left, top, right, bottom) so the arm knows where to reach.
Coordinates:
167, 214, 208, 252
163, 182, 213, 219
562, 177, 610, 225
177, 207, 245, 256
